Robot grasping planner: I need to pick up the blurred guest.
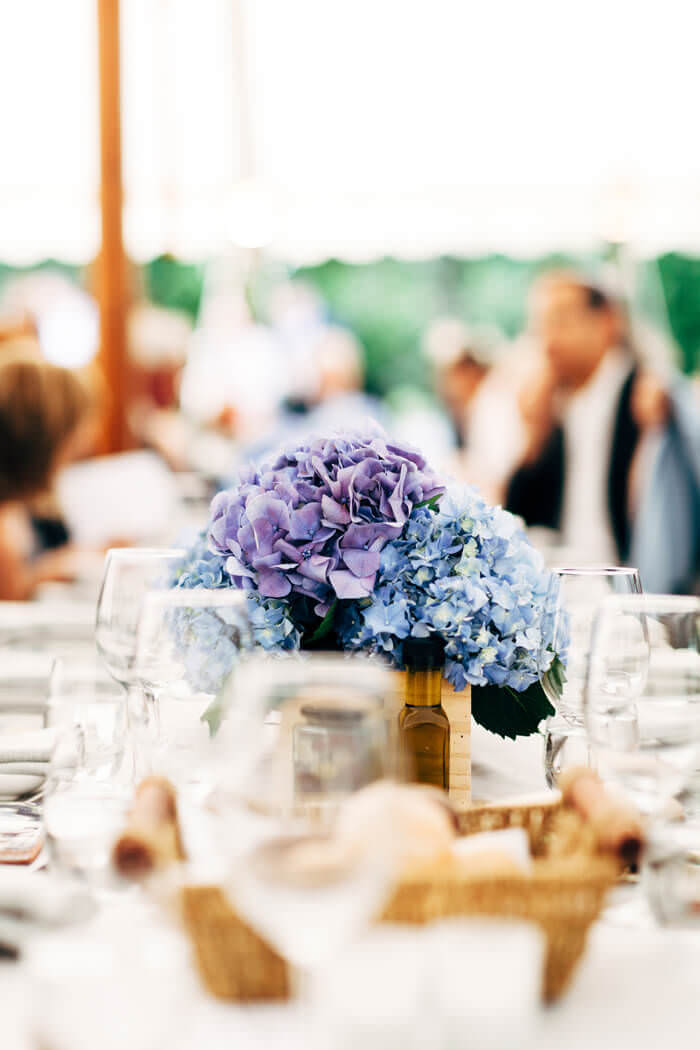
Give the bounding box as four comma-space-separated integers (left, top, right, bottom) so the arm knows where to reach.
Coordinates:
269, 279, 327, 406
0, 312, 37, 346
505, 272, 699, 591
308, 326, 385, 429
127, 303, 193, 470
242, 326, 386, 465
179, 257, 290, 443
628, 371, 700, 593
423, 318, 525, 495
0, 354, 95, 598
1, 272, 99, 368
423, 319, 491, 448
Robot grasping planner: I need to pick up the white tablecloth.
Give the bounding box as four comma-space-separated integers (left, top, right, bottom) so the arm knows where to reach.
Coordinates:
3, 725, 700, 1050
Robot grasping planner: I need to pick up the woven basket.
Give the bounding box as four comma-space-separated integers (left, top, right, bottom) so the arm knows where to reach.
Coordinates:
180, 796, 617, 1004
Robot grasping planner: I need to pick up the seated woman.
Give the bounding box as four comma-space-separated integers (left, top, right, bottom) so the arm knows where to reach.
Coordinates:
0, 353, 95, 599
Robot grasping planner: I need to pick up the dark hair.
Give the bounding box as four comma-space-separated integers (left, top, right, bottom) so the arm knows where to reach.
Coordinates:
449, 349, 489, 373
0, 357, 92, 502
584, 284, 612, 312
534, 270, 615, 314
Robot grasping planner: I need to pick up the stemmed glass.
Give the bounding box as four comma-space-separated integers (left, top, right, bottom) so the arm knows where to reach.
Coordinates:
43, 660, 133, 889
134, 587, 253, 789
585, 594, 700, 924
224, 654, 398, 986
95, 547, 186, 778
539, 566, 641, 786
48, 659, 127, 782
586, 595, 700, 814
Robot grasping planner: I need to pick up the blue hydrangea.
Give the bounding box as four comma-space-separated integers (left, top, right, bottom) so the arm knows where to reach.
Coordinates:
336, 486, 560, 695
170, 533, 300, 696
174, 532, 228, 590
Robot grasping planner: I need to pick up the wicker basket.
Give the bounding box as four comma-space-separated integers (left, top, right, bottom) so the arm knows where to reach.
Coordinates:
180, 795, 617, 1004
181, 885, 290, 1002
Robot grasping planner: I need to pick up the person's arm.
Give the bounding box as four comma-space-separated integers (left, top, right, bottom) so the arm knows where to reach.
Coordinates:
0, 505, 37, 600
517, 363, 559, 465
0, 505, 81, 600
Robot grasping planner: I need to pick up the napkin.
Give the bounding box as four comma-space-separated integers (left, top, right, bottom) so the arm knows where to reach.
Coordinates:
312, 919, 544, 1050
0, 728, 57, 765
0, 729, 57, 801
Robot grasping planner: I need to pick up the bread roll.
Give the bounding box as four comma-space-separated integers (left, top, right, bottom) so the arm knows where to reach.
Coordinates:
112, 777, 185, 878
336, 780, 457, 869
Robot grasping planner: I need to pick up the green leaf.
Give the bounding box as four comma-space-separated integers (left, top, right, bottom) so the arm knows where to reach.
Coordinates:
199, 669, 236, 737
307, 600, 338, 645
471, 680, 555, 740
544, 655, 567, 701
415, 494, 442, 510
200, 696, 224, 737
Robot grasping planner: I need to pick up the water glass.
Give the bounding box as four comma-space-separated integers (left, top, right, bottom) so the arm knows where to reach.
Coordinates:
540, 565, 641, 786
43, 775, 130, 886
48, 660, 127, 782
95, 547, 186, 690
225, 654, 398, 980
95, 547, 186, 778
229, 652, 395, 823
135, 587, 253, 787
586, 594, 700, 816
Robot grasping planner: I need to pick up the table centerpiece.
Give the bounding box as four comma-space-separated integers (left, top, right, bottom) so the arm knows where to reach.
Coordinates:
172, 428, 565, 800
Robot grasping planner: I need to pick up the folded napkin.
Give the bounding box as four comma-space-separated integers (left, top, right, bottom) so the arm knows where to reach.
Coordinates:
0, 728, 57, 766
0, 763, 51, 777
0, 729, 57, 801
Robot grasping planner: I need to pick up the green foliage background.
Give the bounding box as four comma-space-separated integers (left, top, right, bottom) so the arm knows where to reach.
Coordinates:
1, 252, 699, 395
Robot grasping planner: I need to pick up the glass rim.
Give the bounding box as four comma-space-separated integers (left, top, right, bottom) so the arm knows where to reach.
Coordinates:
48, 688, 124, 702
105, 546, 187, 560
550, 565, 641, 577
140, 586, 250, 609
597, 593, 700, 614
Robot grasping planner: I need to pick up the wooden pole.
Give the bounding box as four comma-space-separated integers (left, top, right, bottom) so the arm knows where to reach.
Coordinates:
97, 0, 128, 452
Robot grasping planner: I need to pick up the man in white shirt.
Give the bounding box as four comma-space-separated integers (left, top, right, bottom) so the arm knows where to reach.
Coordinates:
504, 273, 641, 564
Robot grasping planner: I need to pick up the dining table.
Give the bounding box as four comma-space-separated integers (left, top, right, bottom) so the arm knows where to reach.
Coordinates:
2, 583, 700, 1050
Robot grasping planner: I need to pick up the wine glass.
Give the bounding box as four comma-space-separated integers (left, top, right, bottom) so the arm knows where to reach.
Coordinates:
44, 660, 132, 889
586, 594, 700, 816
48, 658, 127, 782
585, 594, 700, 924
224, 654, 398, 984
95, 548, 185, 777
134, 587, 253, 789
539, 566, 641, 786
95, 548, 187, 689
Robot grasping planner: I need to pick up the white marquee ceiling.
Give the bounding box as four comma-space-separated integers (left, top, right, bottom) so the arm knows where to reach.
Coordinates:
2, 0, 700, 263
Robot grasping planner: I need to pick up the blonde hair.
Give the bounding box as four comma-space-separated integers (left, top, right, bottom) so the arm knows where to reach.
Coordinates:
0, 354, 93, 502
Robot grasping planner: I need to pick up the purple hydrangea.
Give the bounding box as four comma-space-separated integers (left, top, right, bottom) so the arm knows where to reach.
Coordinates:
208, 431, 444, 615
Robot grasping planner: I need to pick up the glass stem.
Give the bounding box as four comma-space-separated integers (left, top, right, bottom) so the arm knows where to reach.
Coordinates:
125, 684, 159, 782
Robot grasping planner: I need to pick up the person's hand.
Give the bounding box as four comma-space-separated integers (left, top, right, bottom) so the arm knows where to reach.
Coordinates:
631, 372, 670, 431
518, 362, 558, 464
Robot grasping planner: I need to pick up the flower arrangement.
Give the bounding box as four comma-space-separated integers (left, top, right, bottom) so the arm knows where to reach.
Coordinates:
175, 430, 563, 738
